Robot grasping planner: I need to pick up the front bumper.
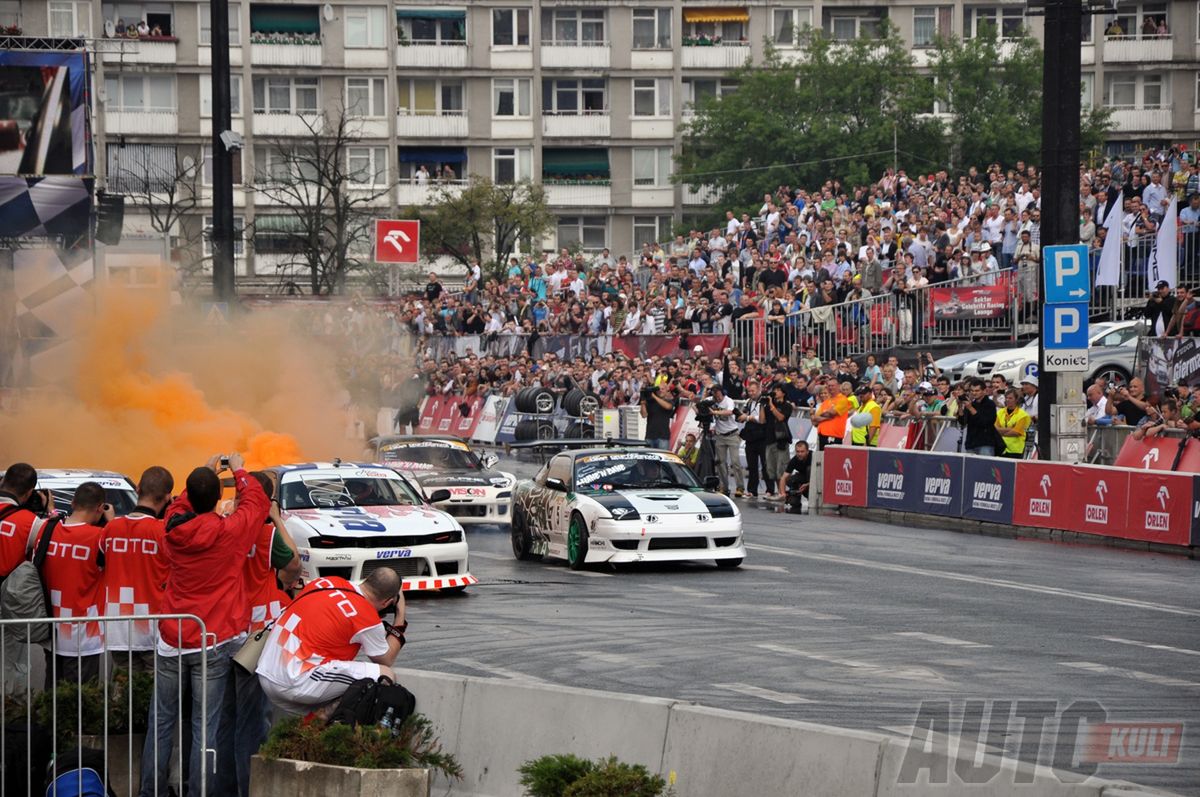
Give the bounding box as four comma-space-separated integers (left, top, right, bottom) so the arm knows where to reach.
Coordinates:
433, 490, 512, 525
585, 517, 745, 564
299, 540, 478, 591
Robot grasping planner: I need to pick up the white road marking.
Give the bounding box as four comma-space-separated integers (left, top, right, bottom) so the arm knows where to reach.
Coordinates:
739, 564, 789, 574
713, 682, 816, 705
1059, 661, 1200, 690
894, 632, 992, 649
745, 543, 1200, 618
756, 643, 946, 684
446, 657, 544, 683
721, 604, 843, 620
1095, 636, 1200, 658
651, 585, 717, 598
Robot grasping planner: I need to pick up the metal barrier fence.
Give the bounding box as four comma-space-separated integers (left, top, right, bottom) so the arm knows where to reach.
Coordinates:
1, 614, 211, 797
1090, 230, 1200, 323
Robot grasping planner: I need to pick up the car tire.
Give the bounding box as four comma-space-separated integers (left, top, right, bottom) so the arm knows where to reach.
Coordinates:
511, 508, 542, 562
566, 512, 589, 570
716, 557, 743, 569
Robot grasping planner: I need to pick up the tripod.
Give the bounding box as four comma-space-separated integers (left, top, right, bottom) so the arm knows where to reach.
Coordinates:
694, 415, 719, 482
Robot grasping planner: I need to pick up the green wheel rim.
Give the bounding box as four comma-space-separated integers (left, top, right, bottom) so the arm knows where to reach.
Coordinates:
568, 518, 582, 563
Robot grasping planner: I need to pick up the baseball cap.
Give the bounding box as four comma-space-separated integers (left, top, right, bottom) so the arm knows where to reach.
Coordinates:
693, 344, 704, 353
917, 381, 934, 393
1156, 280, 1170, 289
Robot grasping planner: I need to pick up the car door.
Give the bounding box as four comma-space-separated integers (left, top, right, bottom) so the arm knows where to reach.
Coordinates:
544, 455, 574, 547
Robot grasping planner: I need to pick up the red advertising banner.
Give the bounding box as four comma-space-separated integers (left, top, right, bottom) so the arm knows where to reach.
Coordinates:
1124, 471, 1193, 546
1064, 467, 1130, 538
374, 219, 421, 264
930, 284, 1010, 321
434, 396, 462, 434
668, 405, 695, 450
1012, 461, 1073, 530
611, 334, 730, 360
821, 445, 869, 507
451, 395, 485, 440
1113, 436, 1191, 471
417, 395, 442, 433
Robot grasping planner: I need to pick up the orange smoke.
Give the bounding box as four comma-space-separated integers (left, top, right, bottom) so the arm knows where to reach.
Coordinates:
0, 284, 352, 486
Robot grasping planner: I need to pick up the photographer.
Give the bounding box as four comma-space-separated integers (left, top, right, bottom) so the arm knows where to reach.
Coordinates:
0, 463, 50, 693
1105, 378, 1150, 426
763, 384, 795, 500
739, 381, 770, 497
958, 378, 998, 456
778, 441, 811, 514
640, 381, 678, 450
707, 385, 744, 496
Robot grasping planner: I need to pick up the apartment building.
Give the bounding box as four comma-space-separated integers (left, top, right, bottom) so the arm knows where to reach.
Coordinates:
3, 0, 1199, 279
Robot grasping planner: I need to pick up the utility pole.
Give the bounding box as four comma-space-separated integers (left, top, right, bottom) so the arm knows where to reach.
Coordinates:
210, 0, 236, 302
1036, 0, 1083, 460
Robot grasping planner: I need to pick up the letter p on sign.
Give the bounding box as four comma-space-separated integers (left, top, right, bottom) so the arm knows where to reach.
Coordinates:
1053, 249, 1080, 286
1053, 306, 1080, 344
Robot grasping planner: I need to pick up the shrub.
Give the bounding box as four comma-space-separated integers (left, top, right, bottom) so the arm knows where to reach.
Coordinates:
3, 669, 154, 747
260, 714, 462, 779
518, 753, 596, 797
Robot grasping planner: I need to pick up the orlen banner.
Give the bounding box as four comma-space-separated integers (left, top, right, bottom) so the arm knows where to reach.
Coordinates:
821, 445, 868, 507
866, 451, 963, 516
1012, 462, 1073, 531
1125, 471, 1192, 546
961, 457, 1016, 524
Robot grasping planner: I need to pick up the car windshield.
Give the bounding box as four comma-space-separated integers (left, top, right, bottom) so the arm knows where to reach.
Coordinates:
48, 487, 138, 516
279, 476, 420, 510
379, 444, 480, 470
573, 455, 700, 492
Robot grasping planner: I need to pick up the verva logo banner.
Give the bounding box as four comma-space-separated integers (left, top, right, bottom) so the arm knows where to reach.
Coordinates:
961, 457, 1016, 524
374, 220, 421, 264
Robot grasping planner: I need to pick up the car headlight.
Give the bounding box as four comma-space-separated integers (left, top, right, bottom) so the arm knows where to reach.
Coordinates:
608, 507, 641, 521
994, 358, 1022, 371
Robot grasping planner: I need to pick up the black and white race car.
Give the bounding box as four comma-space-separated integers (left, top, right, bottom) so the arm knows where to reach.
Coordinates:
510, 448, 745, 569
372, 435, 515, 526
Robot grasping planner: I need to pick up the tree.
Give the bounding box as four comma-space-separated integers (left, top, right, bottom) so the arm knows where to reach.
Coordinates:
409, 178, 556, 280
109, 144, 206, 272
252, 108, 393, 295
929, 26, 1111, 169
677, 25, 946, 224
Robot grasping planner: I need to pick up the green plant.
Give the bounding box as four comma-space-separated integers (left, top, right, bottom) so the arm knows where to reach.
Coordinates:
563, 757, 666, 797
518, 753, 596, 797
260, 714, 462, 779
4, 669, 154, 747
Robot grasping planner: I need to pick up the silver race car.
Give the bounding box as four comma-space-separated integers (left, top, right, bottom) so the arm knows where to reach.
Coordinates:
372, 435, 515, 526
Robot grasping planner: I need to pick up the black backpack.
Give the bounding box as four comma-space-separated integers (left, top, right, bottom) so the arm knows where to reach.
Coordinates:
328, 675, 416, 728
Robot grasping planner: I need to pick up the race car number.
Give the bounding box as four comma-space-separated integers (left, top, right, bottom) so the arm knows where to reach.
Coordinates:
376, 549, 413, 559
329, 507, 386, 533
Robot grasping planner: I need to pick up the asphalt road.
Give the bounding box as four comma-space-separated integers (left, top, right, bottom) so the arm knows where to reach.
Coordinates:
402, 458, 1200, 795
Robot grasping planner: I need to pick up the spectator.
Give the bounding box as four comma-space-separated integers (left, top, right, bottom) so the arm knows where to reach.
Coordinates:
256, 569, 404, 716
640, 382, 677, 450
675, 432, 700, 471
763, 383, 794, 500
959, 378, 999, 456
1106, 378, 1150, 425
995, 388, 1032, 459
812, 380, 852, 449
141, 453, 269, 797
738, 381, 770, 497
850, 384, 882, 446
1085, 383, 1108, 425
707, 385, 744, 496
1020, 375, 1039, 423
0, 463, 49, 693
100, 466, 175, 673
779, 440, 811, 513
1132, 399, 1184, 440
1144, 280, 1176, 335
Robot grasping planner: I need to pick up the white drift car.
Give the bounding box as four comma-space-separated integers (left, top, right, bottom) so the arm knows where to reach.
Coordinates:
269, 462, 478, 592
510, 448, 745, 569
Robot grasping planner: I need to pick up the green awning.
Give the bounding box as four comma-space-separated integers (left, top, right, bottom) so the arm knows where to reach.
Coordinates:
396, 9, 466, 20
254, 215, 305, 233
250, 5, 320, 34
542, 149, 610, 177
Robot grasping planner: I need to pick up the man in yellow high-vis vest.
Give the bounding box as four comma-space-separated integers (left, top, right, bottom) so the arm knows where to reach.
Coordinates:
994, 388, 1031, 459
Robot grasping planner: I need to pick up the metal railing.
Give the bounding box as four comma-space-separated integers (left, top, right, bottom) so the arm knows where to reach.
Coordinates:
1090, 230, 1200, 322
1, 614, 212, 797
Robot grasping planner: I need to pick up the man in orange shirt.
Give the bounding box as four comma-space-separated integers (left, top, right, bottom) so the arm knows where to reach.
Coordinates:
0, 462, 51, 694
100, 466, 174, 673
813, 380, 853, 449
36, 481, 111, 686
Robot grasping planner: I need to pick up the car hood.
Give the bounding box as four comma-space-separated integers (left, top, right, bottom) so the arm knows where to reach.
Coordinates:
585, 489, 735, 518
284, 505, 460, 537
402, 469, 514, 489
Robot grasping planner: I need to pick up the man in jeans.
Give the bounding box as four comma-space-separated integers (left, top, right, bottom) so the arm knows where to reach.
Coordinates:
141, 453, 269, 797
707, 385, 744, 496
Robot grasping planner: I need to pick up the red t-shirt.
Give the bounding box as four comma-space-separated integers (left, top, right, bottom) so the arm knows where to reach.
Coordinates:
100, 511, 167, 651
0, 497, 40, 579
36, 520, 105, 655
245, 522, 286, 633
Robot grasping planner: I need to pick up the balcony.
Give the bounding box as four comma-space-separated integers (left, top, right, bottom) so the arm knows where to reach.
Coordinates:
543, 113, 610, 138
1102, 35, 1173, 63
250, 41, 322, 66
396, 113, 468, 138
683, 184, 720, 206
1108, 108, 1172, 132
199, 45, 243, 66
1081, 42, 1094, 65
544, 182, 611, 207
106, 111, 177, 135
630, 119, 673, 139
397, 181, 465, 207
99, 38, 177, 65
345, 48, 387, 68
395, 43, 469, 68
489, 48, 533, 69
631, 188, 674, 208
631, 50, 673, 70
681, 43, 750, 69
541, 43, 610, 68
253, 113, 323, 136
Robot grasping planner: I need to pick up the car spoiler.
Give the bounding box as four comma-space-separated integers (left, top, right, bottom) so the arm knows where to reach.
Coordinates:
507, 438, 650, 451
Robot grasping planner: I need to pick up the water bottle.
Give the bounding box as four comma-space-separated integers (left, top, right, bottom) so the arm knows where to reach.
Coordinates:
379, 706, 395, 732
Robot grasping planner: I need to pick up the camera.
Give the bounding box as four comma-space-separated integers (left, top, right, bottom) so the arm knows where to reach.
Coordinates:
640, 385, 658, 402
24, 489, 49, 515
220, 456, 230, 470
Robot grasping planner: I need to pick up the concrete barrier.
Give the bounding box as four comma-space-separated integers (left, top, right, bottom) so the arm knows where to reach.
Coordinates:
393, 669, 1179, 797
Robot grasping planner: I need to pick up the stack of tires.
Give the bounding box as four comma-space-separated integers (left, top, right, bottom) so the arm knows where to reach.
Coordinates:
513, 387, 557, 442
561, 388, 599, 439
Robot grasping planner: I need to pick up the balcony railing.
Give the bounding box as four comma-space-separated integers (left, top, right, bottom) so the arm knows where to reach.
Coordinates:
681, 43, 750, 68
396, 112, 468, 137
99, 38, 177, 64
395, 42, 469, 68
105, 110, 178, 135
542, 113, 610, 138
544, 181, 611, 207
199, 44, 243, 65
1107, 107, 1172, 132
397, 180, 466, 207
250, 40, 322, 65
1102, 34, 1173, 62
253, 113, 323, 136
541, 41, 610, 68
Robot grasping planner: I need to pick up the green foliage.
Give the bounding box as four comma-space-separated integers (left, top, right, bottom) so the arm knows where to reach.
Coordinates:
409, 177, 557, 280
260, 714, 462, 779
518, 753, 597, 797
3, 669, 154, 747
519, 755, 669, 797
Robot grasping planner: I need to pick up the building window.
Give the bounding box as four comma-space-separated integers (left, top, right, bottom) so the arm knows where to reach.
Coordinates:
201, 145, 244, 185
248, 3, 320, 40
398, 79, 465, 115
1195, 72, 1200, 111
200, 74, 243, 117
345, 6, 385, 47
105, 75, 176, 112
1082, 73, 1094, 108
493, 147, 532, 183
493, 78, 531, 117
543, 148, 610, 181
1103, 72, 1166, 109
964, 7, 1024, 39
252, 77, 318, 114
107, 144, 177, 192
346, 77, 386, 117
199, 2, 240, 45
397, 9, 466, 44
633, 215, 673, 250
0, 1, 21, 29
541, 8, 606, 46
202, 214, 245, 257
1103, 3, 1168, 39
632, 78, 671, 117
633, 147, 672, 187
48, 1, 91, 36
557, 216, 608, 251
828, 12, 882, 41
683, 78, 738, 111
913, 7, 952, 46
1081, 14, 1093, 43
632, 8, 671, 48
492, 8, 530, 46
254, 145, 319, 184
398, 148, 466, 181
102, 2, 174, 37
542, 79, 607, 114
771, 8, 812, 45
347, 146, 388, 186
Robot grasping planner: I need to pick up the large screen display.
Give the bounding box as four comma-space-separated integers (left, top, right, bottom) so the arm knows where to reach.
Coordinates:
0, 49, 91, 176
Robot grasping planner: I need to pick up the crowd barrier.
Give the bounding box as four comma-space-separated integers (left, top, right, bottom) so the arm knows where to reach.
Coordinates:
821, 445, 1198, 550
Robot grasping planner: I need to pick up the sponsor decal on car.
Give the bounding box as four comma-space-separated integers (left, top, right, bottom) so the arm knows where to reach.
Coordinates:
376, 549, 414, 559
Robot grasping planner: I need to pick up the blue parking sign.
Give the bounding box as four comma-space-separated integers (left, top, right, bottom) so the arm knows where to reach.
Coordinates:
1042, 302, 1089, 349
1043, 244, 1091, 305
